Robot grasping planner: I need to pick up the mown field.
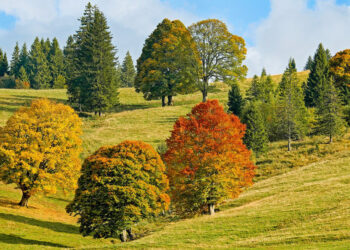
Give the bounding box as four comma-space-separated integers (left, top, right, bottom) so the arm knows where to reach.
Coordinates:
1, 70, 350, 249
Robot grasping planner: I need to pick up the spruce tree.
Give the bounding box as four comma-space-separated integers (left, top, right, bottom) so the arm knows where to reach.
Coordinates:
0, 50, 9, 76
227, 82, 244, 117
28, 37, 52, 89
18, 66, 29, 83
304, 43, 329, 107
19, 43, 29, 74
242, 102, 268, 156
121, 51, 136, 87
49, 38, 65, 88
63, 36, 77, 101
69, 3, 119, 115
315, 77, 345, 143
304, 56, 313, 70
10, 42, 21, 77
277, 59, 308, 151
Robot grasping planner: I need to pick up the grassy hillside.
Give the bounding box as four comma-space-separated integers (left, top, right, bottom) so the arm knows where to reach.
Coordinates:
1, 70, 350, 249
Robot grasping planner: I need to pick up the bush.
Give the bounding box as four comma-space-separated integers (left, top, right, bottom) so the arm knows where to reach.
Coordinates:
0, 75, 15, 88
14, 79, 30, 89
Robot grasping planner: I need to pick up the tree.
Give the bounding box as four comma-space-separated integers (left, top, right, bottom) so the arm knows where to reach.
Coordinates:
315, 77, 346, 143
246, 69, 274, 103
18, 66, 29, 83
189, 19, 247, 102
329, 49, 350, 105
304, 43, 329, 107
304, 56, 313, 71
242, 102, 269, 156
10, 42, 21, 77
66, 141, 170, 241
49, 38, 65, 88
121, 51, 135, 87
63, 36, 78, 102
19, 43, 29, 74
0, 99, 82, 207
227, 82, 244, 117
164, 100, 255, 216
135, 18, 199, 106
68, 3, 119, 114
0, 49, 9, 76
276, 59, 308, 151
28, 37, 52, 89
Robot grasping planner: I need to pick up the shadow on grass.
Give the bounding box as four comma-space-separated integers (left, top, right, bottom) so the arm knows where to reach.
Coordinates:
0, 213, 79, 234
13, 95, 66, 103
112, 104, 153, 113
0, 233, 70, 248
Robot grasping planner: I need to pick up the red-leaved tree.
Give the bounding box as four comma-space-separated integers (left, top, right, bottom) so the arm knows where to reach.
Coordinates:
164, 100, 255, 216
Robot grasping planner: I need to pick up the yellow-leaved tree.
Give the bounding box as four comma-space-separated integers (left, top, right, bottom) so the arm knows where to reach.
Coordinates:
0, 99, 82, 207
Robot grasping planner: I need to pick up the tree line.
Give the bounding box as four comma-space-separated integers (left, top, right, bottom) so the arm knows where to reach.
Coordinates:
228, 43, 348, 155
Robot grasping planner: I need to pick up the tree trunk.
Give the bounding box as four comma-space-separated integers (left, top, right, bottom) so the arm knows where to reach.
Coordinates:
329, 134, 333, 144
208, 204, 215, 215
98, 111, 101, 117
161, 96, 166, 107
119, 229, 127, 242
127, 228, 135, 241
167, 95, 173, 106
288, 136, 291, 151
202, 90, 207, 102
19, 191, 31, 207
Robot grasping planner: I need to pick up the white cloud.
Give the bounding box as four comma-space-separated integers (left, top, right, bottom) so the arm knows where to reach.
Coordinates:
0, 0, 197, 62
246, 0, 350, 76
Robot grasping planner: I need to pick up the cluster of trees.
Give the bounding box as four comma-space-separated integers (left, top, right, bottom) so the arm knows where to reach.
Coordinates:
135, 18, 247, 106
229, 43, 348, 155
0, 98, 254, 242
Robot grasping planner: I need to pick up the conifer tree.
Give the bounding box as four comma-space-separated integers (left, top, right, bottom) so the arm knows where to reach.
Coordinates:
10, 42, 21, 77
69, 3, 119, 115
228, 82, 244, 117
315, 77, 345, 143
18, 66, 29, 83
28, 37, 52, 89
304, 43, 329, 107
121, 51, 136, 87
0, 50, 9, 76
63, 36, 77, 100
242, 102, 268, 156
49, 38, 65, 88
304, 56, 313, 70
246, 69, 274, 103
19, 43, 29, 73
277, 59, 308, 151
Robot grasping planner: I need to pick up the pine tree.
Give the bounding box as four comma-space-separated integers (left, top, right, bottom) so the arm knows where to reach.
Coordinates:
277, 59, 309, 151
326, 49, 332, 61
246, 69, 274, 103
242, 102, 268, 156
0, 50, 9, 76
228, 82, 244, 117
315, 77, 345, 143
28, 37, 52, 89
121, 51, 136, 87
49, 38, 65, 88
19, 43, 29, 74
10, 42, 21, 77
69, 3, 119, 115
18, 66, 29, 83
304, 56, 313, 70
304, 43, 329, 107
63, 36, 77, 101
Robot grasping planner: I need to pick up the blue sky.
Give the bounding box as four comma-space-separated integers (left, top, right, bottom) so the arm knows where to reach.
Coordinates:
1, 0, 350, 75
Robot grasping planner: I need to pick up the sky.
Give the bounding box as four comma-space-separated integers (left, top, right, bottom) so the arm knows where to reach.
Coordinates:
0, 0, 350, 76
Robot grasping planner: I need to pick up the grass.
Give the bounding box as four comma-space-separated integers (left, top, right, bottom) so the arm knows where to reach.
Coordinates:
1, 70, 350, 249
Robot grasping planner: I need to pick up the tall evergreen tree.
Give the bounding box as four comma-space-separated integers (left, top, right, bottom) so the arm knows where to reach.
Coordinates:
69, 3, 119, 115
227, 82, 244, 117
18, 66, 29, 83
277, 59, 308, 151
49, 38, 65, 88
28, 37, 52, 89
315, 77, 345, 143
304, 43, 329, 107
10, 42, 21, 77
19, 43, 29, 74
121, 51, 135, 87
325, 49, 332, 61
304, 56, 313, 71
246, 69, 274, 103
242, 102, 268, 156
63, 36, 77, 98
0, 50, 9, 76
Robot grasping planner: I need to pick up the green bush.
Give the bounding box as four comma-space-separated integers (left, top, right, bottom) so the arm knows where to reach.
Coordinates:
0, 75, 15, 88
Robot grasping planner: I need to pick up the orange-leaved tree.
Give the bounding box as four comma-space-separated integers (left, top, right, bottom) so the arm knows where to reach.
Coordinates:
329, 49, 350, 104
66, 141, 170, 241
164, 100, 255, 216
0, 99, 82, 207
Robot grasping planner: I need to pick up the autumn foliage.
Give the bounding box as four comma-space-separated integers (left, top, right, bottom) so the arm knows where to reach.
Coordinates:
0, 99, 82, 206
164, 100, 255, 216
66, 141, 170, 239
